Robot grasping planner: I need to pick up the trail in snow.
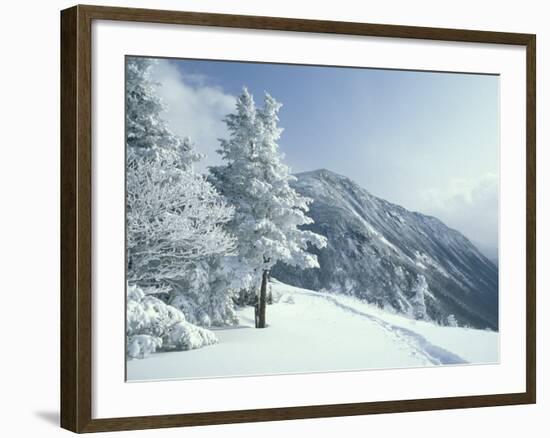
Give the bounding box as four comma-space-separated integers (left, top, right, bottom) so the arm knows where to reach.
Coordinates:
127, 281, 498, 382
295, 288, 466, 365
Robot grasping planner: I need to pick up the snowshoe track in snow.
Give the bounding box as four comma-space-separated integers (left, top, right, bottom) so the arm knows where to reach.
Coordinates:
293, 289, 467, 365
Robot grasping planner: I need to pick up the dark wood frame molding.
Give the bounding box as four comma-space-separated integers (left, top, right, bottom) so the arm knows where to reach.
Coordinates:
60, 4, 536, 433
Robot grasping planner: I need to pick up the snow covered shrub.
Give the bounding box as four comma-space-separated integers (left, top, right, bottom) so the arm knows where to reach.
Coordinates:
126, 283, 218, 359
127, 284, 184, 337
127, 334, 162, 359
164, 321, 218, 351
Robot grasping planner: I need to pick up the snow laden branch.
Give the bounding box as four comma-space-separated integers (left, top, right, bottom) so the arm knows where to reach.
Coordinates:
127, 148, 236, 285
210, 88, 327, 328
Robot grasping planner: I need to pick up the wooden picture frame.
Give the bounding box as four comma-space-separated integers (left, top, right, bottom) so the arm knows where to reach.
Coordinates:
60, 4, 536, 433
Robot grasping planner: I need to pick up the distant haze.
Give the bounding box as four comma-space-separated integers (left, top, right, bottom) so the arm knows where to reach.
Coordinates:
151, 58, 499, 260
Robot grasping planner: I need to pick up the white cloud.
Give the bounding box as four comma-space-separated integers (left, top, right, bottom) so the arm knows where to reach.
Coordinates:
151, 60, 236, 172
420, 173, 499, 259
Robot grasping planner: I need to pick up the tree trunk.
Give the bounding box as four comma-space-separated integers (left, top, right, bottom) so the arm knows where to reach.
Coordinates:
256, 269, 268, 328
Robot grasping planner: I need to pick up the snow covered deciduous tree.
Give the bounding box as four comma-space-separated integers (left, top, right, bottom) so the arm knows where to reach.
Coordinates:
210, 88, 327, 328
126, 57, 235, 288
126, 147, 236, 288
125, 56, 238, 339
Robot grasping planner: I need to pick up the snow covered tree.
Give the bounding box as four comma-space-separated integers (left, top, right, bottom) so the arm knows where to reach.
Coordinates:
411, 274, 429, 320
210, 88, 327, 328
168, 256, 239, 327
126, 147, 236, 289
447, 314, 459, 327
126, 56, 200, 164
125, 56, 238, 332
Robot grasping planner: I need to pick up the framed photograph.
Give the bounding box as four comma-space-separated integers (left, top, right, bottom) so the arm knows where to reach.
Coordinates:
60, 4, 536, 433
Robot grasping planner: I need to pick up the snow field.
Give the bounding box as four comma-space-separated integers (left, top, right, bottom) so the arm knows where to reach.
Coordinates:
127, 281, 498, 381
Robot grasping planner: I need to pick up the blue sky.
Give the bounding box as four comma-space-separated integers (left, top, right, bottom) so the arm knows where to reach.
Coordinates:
151, 58, 499, 259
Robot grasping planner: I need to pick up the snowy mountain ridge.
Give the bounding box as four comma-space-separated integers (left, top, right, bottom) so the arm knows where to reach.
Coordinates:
272, 169, 499, 330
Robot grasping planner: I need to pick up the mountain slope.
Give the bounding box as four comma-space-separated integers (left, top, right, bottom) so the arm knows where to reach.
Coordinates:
271, 169, 499, 330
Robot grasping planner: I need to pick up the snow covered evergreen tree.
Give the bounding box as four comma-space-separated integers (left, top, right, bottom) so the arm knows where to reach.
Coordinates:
210, 88, 327, 328
411, 274, 429, 320
447, 314, 459, 327
126, 56, 200, 164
